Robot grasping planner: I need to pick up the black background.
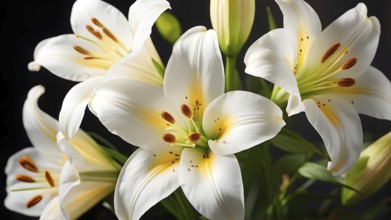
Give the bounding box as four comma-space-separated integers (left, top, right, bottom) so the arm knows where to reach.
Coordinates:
1, 0, 390, 219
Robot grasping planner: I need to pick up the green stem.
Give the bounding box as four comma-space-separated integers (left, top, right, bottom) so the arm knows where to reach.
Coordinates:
225, 56, 240, 92
174, 190, 196, 220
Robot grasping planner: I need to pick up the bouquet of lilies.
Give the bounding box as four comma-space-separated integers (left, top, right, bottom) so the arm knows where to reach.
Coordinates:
4, 0, 391, 219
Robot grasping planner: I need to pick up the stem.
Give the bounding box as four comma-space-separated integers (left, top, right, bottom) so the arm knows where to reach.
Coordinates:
174, 190, 197, 220
225, 56, 240, 92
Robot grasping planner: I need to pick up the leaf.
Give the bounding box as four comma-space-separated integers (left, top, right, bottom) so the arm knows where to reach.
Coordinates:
272, 154, 307, 180
152, 58, 166, 78
266, 6, 277, 30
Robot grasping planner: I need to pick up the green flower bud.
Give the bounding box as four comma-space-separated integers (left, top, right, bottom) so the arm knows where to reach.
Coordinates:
210, 0, 255, 57
342, 132, 391, 205
156, 12, 182, 44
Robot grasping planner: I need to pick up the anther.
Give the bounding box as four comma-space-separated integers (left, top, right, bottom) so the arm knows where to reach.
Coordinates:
45, 171, 55, 187
321, 42, 341, 63
338, 78, 356, 87
19, 156, 38, 173
91, 17, 103, 28
73, 45, 90, 55
26, 195, 43, 208
86, 25, 103, 39
102, 27, 119, 43
16, 174, 36, 183
161, 112, 175, 124
188, 133, 201, 143
341, 57, 358, 70
162, 133, 176, 143
181, 104, 192, 118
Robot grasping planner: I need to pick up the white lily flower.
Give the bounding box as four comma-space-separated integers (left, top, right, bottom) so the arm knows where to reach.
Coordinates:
5, 85, 120, 219
244, 0, 391, 175
28, 0, 169, 82
90, 26, 285, 220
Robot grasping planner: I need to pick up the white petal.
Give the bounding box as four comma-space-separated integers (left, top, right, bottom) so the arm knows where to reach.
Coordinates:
179, 148, 244, 220
204, 91, 285, 155
164, 26, 224, 115
275, 0, 321, 44
59, 77, 103, 139
71, 0, 132, 50
244, 28, 299, 95
40, 197, 65, 220
23, 85, 63, 163
303, 95, 363, 175
5, 148, 62, 217
127, 0, 170, 54
286, 94, 305, 116
115, 146, 181, 220
57, 132, 119, 171
30, 35, 109, 81
332, 66, 391, 120
306, 3, 380, 78
105, 45, 163, 86
91, 79, 173, 147
59, 162, 115, 219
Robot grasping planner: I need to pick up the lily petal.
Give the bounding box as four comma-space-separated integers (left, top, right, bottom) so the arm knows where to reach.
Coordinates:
59, 162, 115, 219
332, 66, 391, 120
115, 146, 181, 220
5, 148, 62, 217
59, 77, 103, 139
275, 0, 321, 48
71, 0, 132, 50
23, 85, 63, 163
91, 79, 173, 147
244, 28, 299, 96
303, 95, 363, 175
40, 197, 64, 220
204, 91, 285, 155
28, 35, 109, 81
306, 3, 380, 78
127, 0, 170, 54
179, 148, 244, 220
164, 26, 224, 115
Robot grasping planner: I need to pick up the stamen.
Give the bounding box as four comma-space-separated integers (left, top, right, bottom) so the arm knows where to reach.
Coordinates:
181, 104, 193, 118
73, 45, 90, 55
19, 156, 38, 173
86, 25, 103, 39
162, 133, 176, 143
26, 195, 43, 208
341, 57, 358, 70
16, 174, 35, 183
321, 42, 341, 63
161, 112, 175, 124
102, 27, 119, 43
45, 171, 55, 187
188, 133, 201, 143
338, 78, 356, 87
91, 17, 103, 28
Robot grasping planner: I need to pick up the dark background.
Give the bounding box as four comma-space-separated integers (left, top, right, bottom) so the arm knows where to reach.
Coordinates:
1, 0, 390, 219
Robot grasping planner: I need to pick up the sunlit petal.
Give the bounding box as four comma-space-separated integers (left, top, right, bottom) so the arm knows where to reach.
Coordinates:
179, 148, 244, 220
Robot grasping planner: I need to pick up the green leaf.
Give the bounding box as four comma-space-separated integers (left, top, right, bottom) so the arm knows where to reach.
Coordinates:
270, 128, 327, 158
298, 162, 357, 192
152, 58, 165, 78
266, 6, 277, 30
272, 154, 307, 180
101, 146, 128, 166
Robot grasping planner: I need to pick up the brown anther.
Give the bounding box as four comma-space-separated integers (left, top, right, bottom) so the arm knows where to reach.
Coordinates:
181, 104, 192, 118
102, 27, 119, 42
26, 195, 43, 208
16, 174, 35, 183
45, 171, 55, 187
188, 133, 201, 143
91, 17, 103, 28
73, 45, 90, 55
162, 133, 176, 143
19, 156, 38, 173
161, 112, 175, 124
338, 78, 356, 87
341, 57, 358, 70
321, 42, 341, 63
86, 25, 102, 39
84, 57, 98, 60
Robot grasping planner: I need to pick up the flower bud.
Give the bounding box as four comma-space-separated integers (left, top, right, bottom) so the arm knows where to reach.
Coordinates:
341, 132, 391, 205
210, 0, 255, 57
156, 12, 182, 44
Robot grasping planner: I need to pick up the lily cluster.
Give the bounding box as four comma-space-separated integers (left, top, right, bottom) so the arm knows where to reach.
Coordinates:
5, 0, 391, 219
